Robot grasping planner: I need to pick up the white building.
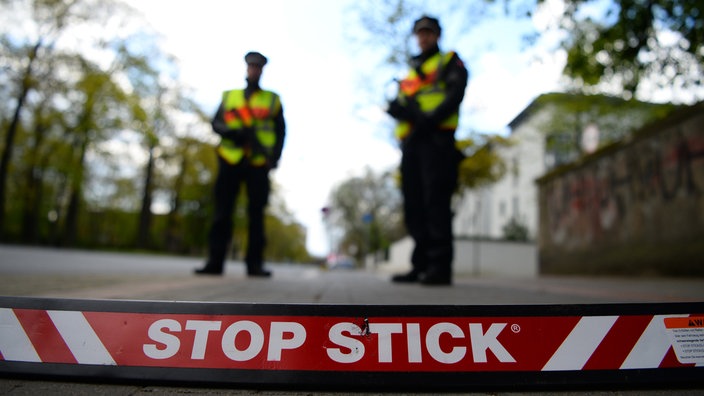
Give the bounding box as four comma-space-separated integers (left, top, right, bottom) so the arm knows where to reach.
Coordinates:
453, 92, 673, 241
453, 102, 548, 241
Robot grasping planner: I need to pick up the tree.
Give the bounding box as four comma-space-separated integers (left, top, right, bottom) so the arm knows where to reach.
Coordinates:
327, 168, 405, 264
0, 0, 312, 260
0, 40, 41, 235
456, 134, 512, 192
160, 132, 217, 255
63, 61, 131, 246
554, 0, 704, 99
2, 1, 145, 247
528, 92, 679, 167
0, 0, 134, 237
350, 0, 704, 101
502, 216, 529, 241
264, 188, 312, 263
116, 45, 177, 250
15, 71, 65, 243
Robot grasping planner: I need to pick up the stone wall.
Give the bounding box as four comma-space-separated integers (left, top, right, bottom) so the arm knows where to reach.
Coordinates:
537, 103, 704, 276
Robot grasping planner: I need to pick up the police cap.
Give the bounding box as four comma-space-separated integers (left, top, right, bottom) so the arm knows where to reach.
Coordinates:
413, 15, 441, 35
244, 51, 268, 66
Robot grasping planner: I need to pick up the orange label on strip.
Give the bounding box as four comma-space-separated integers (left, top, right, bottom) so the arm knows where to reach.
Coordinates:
665, 317, 704, 329
664, 316, 704, 365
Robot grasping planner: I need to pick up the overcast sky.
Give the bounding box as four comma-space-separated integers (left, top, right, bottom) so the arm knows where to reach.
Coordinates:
122, 0, 567, 257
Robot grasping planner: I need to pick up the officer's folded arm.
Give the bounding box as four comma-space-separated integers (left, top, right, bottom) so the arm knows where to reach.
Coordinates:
221, 128, 253, 144
387, 98, 413, 120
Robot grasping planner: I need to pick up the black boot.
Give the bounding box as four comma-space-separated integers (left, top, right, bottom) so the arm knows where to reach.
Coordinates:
194, 262, 223, 275
391, 270, 422, 283
194, 267, 223, 276
247, 268, 272, 278
419, 267, 451, 286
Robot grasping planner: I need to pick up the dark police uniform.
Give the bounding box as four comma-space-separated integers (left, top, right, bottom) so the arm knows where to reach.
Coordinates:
387, 17, 468, 285
196, 52, 285, 277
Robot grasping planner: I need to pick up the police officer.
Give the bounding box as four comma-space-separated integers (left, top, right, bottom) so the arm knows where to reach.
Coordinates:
195, 51, 285, 277
387, 16, 468, 285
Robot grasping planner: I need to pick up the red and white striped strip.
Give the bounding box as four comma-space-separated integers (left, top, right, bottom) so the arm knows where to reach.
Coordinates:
621, 314, 687, 369
542, 314, 695, 371
0, 308, 115, 365
543, 315, 619, 370
1, 308, 701, 372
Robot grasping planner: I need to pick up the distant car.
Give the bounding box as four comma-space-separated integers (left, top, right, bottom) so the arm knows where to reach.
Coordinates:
325, 254, 355, 270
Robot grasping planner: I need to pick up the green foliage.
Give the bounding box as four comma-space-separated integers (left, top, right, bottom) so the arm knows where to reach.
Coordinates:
328, 168, 405, 261
553, 0, 704, 97
264, 215, 312, 263
529, 93, 679, 167
0, 0, 311, 261
350, 0, 704, 101
456, 135, 512, 191
502, 217, 529, 242
497, 0, 704, 98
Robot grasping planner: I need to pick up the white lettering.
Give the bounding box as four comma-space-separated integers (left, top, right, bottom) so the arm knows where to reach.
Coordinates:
469, 323, 516, 363
327, 322, 365, 363
142, 317, 516, 366
369, 323, 403, 363
221, 320, 265, 361
426, 322, 466, 364
267, 322, 306, 361
185, 320, 221, 360
406, 323, 422, 363
144, 319, 181, 359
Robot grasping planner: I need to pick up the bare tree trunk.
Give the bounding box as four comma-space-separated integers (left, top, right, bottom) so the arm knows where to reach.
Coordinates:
0, 41, 41, 237
136, 143, 155, 249
165, 154, 186, 252
21, 118, 50, 243
62, 135, 88, 247
21, 165, 41, 243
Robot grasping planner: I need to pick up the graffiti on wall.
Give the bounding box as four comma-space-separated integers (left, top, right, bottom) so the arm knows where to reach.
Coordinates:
543, 119, 704, 249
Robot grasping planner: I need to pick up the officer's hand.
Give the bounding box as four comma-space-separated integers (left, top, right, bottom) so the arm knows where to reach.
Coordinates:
242, 126, 257, 140
387, 99, 411, 120
220, 129, 238, 140
221, 129, 248, 144
414, 112, 434, 131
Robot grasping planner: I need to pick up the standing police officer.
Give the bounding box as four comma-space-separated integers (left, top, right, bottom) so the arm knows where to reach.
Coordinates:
196, 51, 285, 277
387, 16, 468, 285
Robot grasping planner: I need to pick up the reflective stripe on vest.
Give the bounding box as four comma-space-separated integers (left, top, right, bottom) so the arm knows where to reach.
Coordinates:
394, 51, 459, 140
218, 89, 280, 165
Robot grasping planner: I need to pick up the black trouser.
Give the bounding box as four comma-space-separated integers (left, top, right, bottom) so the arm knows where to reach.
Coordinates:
401, 131, 459, 278
205, 156, 270, 273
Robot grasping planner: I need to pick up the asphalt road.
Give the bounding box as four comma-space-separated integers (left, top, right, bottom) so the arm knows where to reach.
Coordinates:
1, 245, 703, 395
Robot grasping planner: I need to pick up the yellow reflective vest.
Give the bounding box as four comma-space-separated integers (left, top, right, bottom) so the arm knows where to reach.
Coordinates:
217, 89, 281, 166
394, 51, 459, 140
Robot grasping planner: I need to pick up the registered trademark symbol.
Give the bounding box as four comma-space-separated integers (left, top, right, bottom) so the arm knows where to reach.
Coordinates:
511, 324, 521, 333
